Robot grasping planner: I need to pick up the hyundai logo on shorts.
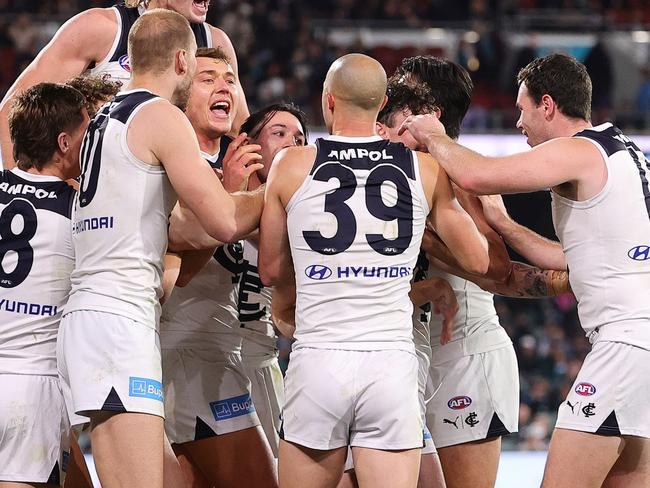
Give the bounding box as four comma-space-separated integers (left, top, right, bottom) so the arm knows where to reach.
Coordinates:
305, 264, 332, 280
447, 396, 472, 410
118, 54, 131, 72
628, 245, 650, 261
575, 382, 597, 396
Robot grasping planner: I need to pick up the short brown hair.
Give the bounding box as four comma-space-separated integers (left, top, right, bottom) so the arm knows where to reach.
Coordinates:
196, 47, 231, 66
66, 75, 121, 117
9, 83, 86, 171
378, 82, 438, 128
128, 8, 194, 75
125, 0, 147, 8
517, 53, 592, 121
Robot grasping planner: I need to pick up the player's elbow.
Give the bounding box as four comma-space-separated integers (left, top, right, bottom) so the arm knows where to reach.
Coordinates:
454, 173, 491, 195
206, 219, 238, 245
257, 254, 279, 286
462, 252, 490, 276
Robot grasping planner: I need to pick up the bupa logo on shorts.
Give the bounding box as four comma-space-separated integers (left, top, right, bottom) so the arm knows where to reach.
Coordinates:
628, 245, 650, 261
210, 393, 256, 421
129, 376, 163, 402
575, 382, 597, 396
118, 54, 131, 72
305, 264, 332, 280
447, 396, 472, 410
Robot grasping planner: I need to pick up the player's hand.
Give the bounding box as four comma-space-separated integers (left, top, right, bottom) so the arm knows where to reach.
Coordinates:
397, 113, 446, 146
478, 194, 511, 231
423, 277, 458, 345
221, 133, 264, 193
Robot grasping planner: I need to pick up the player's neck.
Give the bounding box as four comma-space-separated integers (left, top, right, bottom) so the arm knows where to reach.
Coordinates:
553, 117, 592, 139
197, 132, 221, 156
330, 116, 378, 138
126, 75, 177, 104
25, 163, 65, 180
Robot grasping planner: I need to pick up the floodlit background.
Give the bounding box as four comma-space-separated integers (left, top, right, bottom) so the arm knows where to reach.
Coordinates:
2, 1, 649, 485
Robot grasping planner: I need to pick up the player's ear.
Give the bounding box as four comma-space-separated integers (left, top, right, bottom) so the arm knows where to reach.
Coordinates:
376, 122, 389, 140
541, 94, 555, 120
176, 49, 188, 75
326, 92, 335, 112
57, 132, 70, 155
378, 94, 388, 112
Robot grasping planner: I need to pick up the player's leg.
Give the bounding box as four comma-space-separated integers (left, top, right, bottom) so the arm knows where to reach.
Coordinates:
351, 350, 423, 488
337, 471, 358, 488
352, 448, 420, 488
243, 356, 284, 457
602, 436, 650, 487
172, 443, 211, 488
163, 433, 187, 488
437, 437, 500, 488
279, 441, 347, 488
163, 348, 277, 487
89, 411, 164, 488
542, 429, 621, 487
0, 375, 69, 488
58, 311, 166, 488
63, 430, 93, 488
545, 342, 650, 487
417, 453, 446, 488
279, 349, 355, 488
180, 426, 278, 488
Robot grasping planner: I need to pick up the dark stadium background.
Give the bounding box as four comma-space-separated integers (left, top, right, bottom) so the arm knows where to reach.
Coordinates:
1, 1, 649, 483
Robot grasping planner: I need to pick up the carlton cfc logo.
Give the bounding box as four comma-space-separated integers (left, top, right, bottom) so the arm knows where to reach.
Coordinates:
448, 396, 472, 410
119, 54, 131, 72
575, 383, 596, 396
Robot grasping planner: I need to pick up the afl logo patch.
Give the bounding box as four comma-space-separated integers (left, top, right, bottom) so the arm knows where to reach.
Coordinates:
305, 265, 332, 281
118, 54, 131, 72
575, 383, 596, 396
628, 245, 650, 261
447, 396, 472, 410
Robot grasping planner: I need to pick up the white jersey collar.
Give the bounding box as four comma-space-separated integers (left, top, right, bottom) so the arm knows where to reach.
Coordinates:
11, 167, 63, 183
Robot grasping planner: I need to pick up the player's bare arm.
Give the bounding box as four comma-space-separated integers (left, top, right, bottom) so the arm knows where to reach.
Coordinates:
479, 194, 567, 270
409, 277, 458, 344
130, 100, 264, 242
418, 151, 489, 276
0, 8, 117, 168
424, 186, 512, 282
476, 262, 570, 298
259, 145, 316, 285
270, 267, 297, 339
175, 248, 217, 287
167, 134, 262, 252
161, 252, 182, 304
400, 114, 605, 197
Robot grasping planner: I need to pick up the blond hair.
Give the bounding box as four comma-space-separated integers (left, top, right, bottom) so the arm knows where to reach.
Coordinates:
128, 8, 194, 75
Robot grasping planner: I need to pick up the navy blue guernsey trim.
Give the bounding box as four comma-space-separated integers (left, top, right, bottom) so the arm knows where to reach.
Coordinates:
311, 138, 416, 179
576, 124, 650, 220
0, 171, 75, 218
109, 3, 211, 63
110, 91, 158, 124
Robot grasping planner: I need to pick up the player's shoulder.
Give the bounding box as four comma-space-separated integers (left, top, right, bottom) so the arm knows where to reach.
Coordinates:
53, 7, 119, 57
277, 144, 317, 165
62, 7, 118, 36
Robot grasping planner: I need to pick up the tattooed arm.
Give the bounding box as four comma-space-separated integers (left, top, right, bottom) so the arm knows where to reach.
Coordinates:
475, 262, 571, 298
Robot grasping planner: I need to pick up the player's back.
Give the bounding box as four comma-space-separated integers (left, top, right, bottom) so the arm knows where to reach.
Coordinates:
553, 123, 650, 347
66, 90, 177, 329
287, 135, 428, 352
0, 168, 75, 376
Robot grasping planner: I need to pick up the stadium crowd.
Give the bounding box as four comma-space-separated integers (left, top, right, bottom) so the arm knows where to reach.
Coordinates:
0, 1, 630, 456
1, 0, 650, 131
